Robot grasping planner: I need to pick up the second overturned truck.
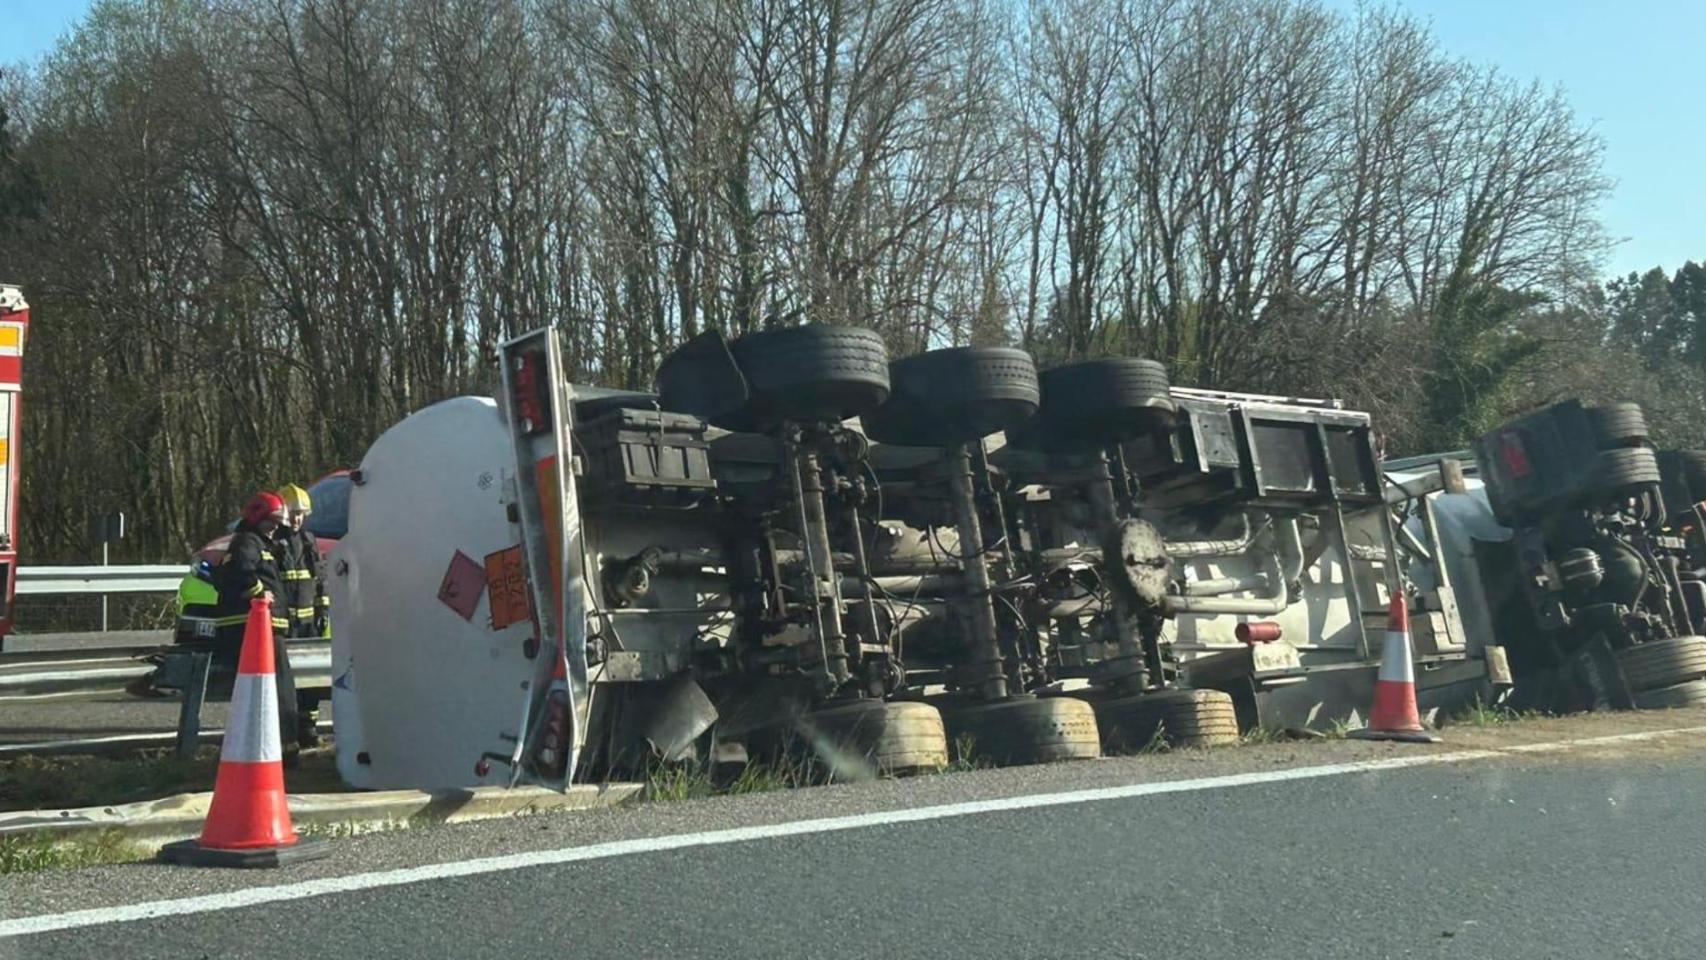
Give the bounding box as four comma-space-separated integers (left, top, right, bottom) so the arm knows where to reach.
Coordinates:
1398, 400, 1706, 713
327, 327, 1503, 791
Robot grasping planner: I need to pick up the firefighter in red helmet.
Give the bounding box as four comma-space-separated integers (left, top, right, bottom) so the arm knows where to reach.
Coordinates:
213, 491, 302, 762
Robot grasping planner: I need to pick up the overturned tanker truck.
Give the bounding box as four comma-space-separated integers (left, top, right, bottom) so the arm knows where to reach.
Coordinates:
328, 327, 1503, 790
1388, 400, 1706, 714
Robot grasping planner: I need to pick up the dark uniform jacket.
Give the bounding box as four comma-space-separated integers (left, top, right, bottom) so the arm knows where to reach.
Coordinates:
272, 527, 325, 637
214, 523, 290, 644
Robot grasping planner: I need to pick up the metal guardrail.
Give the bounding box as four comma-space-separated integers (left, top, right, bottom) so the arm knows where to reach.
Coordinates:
14, 564, 186, 596
0, 640, 332, 702
0, 721, 338, 759
0, 645, 159, 700
3, 566, 335, 706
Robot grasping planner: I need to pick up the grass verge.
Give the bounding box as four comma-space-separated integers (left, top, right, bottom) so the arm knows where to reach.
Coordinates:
0, 830, 152, 874
1240, 725, 1287, 745
643, 750, 822, 803
1445, 698, 1538, 727
0, 747, 344, 813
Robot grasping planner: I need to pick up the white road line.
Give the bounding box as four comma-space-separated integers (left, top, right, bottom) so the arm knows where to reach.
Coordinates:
4, 724, 1703, 940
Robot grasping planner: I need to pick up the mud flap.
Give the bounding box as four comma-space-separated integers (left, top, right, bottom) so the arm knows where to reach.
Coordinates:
587, 676, 722, 776
640, 675, 720, 763
1574, 638, 1635, 712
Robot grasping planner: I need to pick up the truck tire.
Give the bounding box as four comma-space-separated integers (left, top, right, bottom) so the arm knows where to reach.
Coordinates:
1616, 636, 1706, 693
1018, 358, 1175, 451
942, 695, 1101, 766
1632, 678, 1706, 710
798, 699, 948, 777
1586, 403, 1649, 449
862, 346, 1040, 446
1093, 688, 1240, 752
727, 325, 890, 429
1594, 447, 1660, 498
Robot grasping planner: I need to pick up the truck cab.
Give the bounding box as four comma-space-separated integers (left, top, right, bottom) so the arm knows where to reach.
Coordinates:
0, 284, 27, 647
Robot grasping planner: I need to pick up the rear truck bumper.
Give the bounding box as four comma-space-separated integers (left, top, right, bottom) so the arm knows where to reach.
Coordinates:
1185, 643, 1508, 733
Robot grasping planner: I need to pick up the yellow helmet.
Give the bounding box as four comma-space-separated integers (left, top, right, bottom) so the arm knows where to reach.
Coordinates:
278, 483, 312, 515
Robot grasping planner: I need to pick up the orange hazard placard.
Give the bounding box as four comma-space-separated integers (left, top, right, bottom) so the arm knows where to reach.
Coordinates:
485, 545, 532, 630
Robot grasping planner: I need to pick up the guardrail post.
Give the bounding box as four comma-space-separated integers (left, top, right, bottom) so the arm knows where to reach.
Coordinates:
101, 542, 110, 632
174, 650, 212, 759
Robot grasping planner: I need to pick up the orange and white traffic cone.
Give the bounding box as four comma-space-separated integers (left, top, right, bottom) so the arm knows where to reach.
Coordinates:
162, 597, 329, 867
1348, 593, 1442, 744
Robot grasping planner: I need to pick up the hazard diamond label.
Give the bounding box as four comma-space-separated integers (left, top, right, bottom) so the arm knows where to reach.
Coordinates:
437, 550, 486, 622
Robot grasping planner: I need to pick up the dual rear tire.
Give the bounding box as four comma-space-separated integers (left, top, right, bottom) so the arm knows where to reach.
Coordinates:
793, 698, 949, 777
1093, 688, 1241, 752
658, 325, 891, 431
1617, 636, 1706, 696
941, 695, 1102, 766
1009, 358, 1176, 452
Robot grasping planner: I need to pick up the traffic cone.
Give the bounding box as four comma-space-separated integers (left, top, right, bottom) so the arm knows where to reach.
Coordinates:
161, 597, 329, 868
1348, 593, 1442, 744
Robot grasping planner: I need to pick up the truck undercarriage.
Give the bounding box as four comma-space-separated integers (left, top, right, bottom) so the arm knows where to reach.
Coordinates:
329, 327, 1498, 791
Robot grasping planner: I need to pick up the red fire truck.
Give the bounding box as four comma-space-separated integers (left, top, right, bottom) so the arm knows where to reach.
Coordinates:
0, 283, 26, 644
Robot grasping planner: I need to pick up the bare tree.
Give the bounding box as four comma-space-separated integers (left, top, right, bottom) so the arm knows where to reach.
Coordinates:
0, 0, 1614, 564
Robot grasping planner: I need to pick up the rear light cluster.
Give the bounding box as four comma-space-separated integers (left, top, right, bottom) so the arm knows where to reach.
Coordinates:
1500, 431, 1533, 479
535, 686, 570, 778
513, 352, 549, 435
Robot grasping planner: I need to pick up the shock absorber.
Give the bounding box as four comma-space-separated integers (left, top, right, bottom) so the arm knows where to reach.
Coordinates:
1083, 450, 1154, 692
785, 426, 850, 691
974, 442, 1030, 690
946, 442, 1007, 701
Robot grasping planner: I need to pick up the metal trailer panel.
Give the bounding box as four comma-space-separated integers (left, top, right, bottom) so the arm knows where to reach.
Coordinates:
1385, 465, 1510, 660
1141, 396, 1488, 726
495, 328, 591, 789
1243, 654, 1495, 731
1165, 534, 1373, 655
329, 397, 536, 790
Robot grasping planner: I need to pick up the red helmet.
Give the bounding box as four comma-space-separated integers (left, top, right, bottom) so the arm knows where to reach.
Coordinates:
242, 491, 287, 527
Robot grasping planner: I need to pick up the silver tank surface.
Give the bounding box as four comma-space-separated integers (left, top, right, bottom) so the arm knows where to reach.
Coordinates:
329, 396, 535, 790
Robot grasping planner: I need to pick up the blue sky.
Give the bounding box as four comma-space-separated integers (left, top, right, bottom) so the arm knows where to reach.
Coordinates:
1332, 0, 1704, 281
2, 0, 1700, 278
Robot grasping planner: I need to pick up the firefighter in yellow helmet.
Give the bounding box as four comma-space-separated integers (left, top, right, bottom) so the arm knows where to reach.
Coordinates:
273, 484, 326, 636
273, 483, 328, 745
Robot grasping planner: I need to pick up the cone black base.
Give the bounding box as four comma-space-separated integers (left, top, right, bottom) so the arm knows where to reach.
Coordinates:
1348, 727, 1442, 744
160, 837, 330, 869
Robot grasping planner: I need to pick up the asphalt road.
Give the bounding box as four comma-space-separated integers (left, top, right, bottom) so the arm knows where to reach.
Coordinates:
6, 715, 1706, 960
2, 630, 171, 655
0, 632, 187, 747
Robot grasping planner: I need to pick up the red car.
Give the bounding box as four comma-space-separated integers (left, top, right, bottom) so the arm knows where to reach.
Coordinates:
193, 470, 350, 565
